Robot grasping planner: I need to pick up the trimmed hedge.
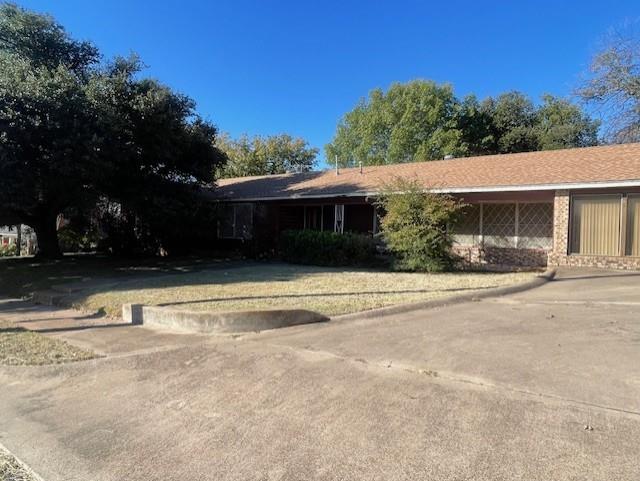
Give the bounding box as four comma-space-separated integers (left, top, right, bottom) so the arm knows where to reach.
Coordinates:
279, 230, 378, 267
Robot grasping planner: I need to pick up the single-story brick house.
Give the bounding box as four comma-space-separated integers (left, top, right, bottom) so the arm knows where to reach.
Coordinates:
212, 143, 640, 270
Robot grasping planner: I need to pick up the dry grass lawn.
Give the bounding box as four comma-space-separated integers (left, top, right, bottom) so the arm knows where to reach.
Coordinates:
78, 264, 537, 317
0, 320, 96, 366
0, 444, 38, 481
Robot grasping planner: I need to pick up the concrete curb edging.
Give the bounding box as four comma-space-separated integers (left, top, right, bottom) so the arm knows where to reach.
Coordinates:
332, 268, 557, 322
122, 304, 329, 333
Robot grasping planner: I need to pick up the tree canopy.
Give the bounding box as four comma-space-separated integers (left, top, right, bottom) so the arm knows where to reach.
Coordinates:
326, 80, 600, 166
578, 27, 640, 143
326, 81, 463, 166
0, 3, 226, 257
216, 133, 318, 178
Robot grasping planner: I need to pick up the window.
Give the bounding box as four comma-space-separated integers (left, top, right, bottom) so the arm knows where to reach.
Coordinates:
483, 203, 516, 248
570, 195, 621, 256
304, 206, 322, 231
453, 204, 481, 246
518, 203, 553, 249
344, 204, 375, 233
219, 204, 254, 239
322, 205, 335, 232
626, 196, 640, 256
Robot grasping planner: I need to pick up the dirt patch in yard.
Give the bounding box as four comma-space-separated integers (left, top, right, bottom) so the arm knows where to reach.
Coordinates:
76, 264, 538, 317
0, 320, 96, 366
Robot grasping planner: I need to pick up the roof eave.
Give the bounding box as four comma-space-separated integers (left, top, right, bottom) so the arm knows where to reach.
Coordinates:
214, 179, 640, 202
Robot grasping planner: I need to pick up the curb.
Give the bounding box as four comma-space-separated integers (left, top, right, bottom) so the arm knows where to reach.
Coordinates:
122, 304, 330, 333
332, 268, 557, 322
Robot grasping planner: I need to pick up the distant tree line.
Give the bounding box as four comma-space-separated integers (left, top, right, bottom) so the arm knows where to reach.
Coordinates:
326, 82, 601, 166
216, 133, 318, 178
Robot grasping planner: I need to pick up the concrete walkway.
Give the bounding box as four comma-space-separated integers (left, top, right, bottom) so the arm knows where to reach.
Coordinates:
0, 268, 639, 480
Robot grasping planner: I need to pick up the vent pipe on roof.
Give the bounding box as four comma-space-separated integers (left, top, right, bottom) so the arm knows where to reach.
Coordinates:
335, 155, 339, 175
359, 161, 363, 174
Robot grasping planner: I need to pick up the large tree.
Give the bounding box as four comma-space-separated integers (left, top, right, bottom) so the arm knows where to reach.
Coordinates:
216, 133, 318, 178
470, 92, 599, 154
327, 81, 600, 165
326, 80, 464, 166
0, 4, 226, 258
534, 94, 600, 150
578, 28, 640, 143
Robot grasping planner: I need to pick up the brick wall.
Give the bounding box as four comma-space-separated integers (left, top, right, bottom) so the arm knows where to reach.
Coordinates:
547, 189, 640, 270
453, 245, 548, 269
548, 253, 640, 270
552, 189, 570, 256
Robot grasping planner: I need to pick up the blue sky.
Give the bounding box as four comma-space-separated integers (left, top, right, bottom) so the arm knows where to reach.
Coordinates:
19, 1, 640, 166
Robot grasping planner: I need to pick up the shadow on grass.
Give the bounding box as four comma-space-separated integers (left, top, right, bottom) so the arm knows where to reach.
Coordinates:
26, 322, 135, 334
0, 326, 26, 333
12, 310, 107, 324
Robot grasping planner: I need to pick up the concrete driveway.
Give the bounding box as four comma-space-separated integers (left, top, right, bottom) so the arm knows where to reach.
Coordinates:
0, 268, 639, 480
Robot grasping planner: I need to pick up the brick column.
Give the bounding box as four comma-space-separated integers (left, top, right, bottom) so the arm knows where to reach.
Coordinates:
549, 190, 570, 265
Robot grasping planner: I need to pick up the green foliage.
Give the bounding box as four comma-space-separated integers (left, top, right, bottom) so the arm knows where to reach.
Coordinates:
279, 230, 378, 267
487, 91, 539, 153
326, 80, 464, 166
326, 81, 600, 165
377, 179, 465, 272
216, 133, 318, 178
0, 4, 226, 258
0, 243, 17, 257
535, 94, 600, 150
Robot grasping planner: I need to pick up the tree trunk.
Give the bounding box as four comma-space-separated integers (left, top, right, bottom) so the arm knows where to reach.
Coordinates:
15, 224, 21, 257
33, 215, 61, 259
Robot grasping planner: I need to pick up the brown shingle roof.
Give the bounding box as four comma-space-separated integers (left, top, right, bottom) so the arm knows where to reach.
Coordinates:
213, 143, 640, 200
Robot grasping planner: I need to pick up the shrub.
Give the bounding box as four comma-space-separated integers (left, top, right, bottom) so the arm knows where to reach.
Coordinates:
0, 243, 18, 257
279, 229, 378, 267
377, 178, 465, 272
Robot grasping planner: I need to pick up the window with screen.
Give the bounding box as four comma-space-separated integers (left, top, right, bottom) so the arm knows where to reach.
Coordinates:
483, 203, 516, 248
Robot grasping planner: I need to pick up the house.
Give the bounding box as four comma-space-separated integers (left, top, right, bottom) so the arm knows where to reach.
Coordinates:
213, 143, 640, 270
0, 226, 18, 246
0, 225, 36, 255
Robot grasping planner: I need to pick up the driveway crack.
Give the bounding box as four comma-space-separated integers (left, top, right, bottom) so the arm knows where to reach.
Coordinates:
263, 341, 640, 419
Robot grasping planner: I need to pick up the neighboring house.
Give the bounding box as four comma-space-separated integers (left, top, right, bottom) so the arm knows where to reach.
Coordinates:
0, 225, 37, 254
0, 226, 18, 246
213, 143, 640, 270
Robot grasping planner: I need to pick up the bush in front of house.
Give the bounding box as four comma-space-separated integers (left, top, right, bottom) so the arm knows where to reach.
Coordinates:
0, 244, 18, 257
279, 229, 378, 267
376, 178, 465, 272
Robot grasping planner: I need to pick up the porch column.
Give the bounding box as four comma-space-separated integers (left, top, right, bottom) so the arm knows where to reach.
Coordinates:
550, 190, 570, 265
